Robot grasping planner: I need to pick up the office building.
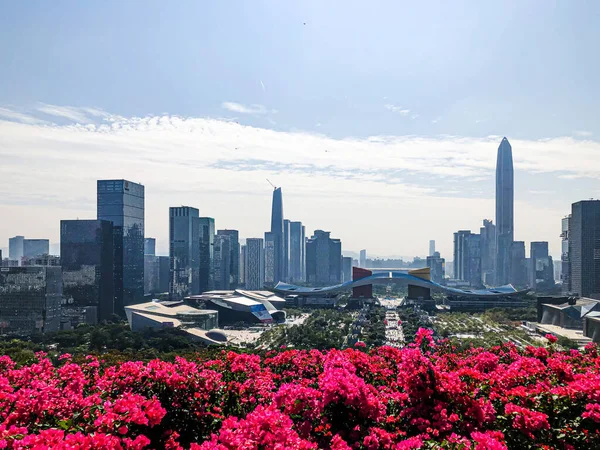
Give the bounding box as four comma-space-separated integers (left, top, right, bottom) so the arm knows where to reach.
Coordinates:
509, 241, 527, 287
245, 238, 265, 290
453, 230, 481, 287
289, 221, 305, 283
22, 255, 61, 266
495, 137, 514, 285
191, 290, 285, 325
429, 240, 436, 257
8, 236, 24, 262
530, 241, 554, 291
97, 179, 144, 314
60, 219, 114, 324
213, 234, 231, 290
144, 255, 170, 295
269, 187, 285, 283
480, 219, 496, 285
264, 232, 276, 285
569, 200, 600, 299
169, 206, 200, 299
144, 238, 156, 256
0, 266, 62, 334
198, 217, 215, 293
240, 244, 246, 285
426, 251, 445, 284
359, 249, 367, 268
217, 230, 240, 288
306, 230, 342, 285
23, 239, 50, 258
342, 256, 353, 282
283, 219, 291, 282
561, 215, 571, 294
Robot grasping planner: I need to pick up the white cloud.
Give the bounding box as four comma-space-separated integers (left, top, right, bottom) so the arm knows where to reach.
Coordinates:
36, 103, 95, 123
221, 101, 272, 115
574, 130, 593, 137
0, 107, 597, 259
384, 104, 410, 116
0, 107, 47, 124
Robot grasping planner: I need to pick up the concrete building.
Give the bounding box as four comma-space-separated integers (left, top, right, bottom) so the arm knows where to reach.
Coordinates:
480, 219, 496, 285
426, 251, 445, 283
453, 230, 481, 287
198, 217, 215, 293
342, 256, 353, 282
359, 249, 367, 268
264, 232, 276, 285
496, 137, 514, 286
97, 179, 145, 314
429, 240, 435, 257
569, 200, 600, 299
541, 297, 600, 329
217, 230, 240, 288
22, 255, 61, 266
8, 236, 24, 263
0, 266, 62, 334
306, 230, 342, 285
23, 239, 50, 258
245, 238, 264, 290
169, 206, 200, 299
144, 238, 156, 256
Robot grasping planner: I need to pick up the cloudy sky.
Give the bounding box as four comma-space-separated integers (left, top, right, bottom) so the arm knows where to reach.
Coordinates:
1, 1, 600, 259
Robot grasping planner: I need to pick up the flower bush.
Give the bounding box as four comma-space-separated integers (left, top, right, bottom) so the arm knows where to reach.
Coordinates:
0, 331, 598, 448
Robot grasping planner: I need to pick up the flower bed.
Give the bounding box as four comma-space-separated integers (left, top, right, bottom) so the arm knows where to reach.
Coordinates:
0, 329, 599, 449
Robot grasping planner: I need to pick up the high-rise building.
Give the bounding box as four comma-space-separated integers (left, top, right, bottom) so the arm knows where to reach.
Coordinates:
240, 245, 246, 285
283, 219, 291, 282
213, 234, 231, 290
509, 241, 527, 287
269, 187, 285, 283
342, 256, 353, 282
97, 179, 145, 314
429, 240, 436, 257
495, 137, 514, 285
198, 217, 215, 293
8, 236, 24, 262
245, 238, 264, 290
0, 266, 62, 334
359, 249, 367, 268
306, 230, 342, 285
480, 219, 496, 285
264, 232, 276, 285
561, 215, 571, 294
569, 200, 600, 299
144, 238, 156, 256
453, 230, 481, 286
60, 220, 114, 324
217, 230, 240, 288
23, 239, 50, 258
426, 251, 446, 283
289, 221, 305, 283
530, 242, 554, 290
169, 206, 200, 299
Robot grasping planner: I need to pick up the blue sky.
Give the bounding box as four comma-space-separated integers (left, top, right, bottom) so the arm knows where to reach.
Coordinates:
1, 1, 599, 259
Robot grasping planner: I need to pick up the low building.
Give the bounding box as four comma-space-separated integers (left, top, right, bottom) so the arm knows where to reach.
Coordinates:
584, 315, 600, 342
189, 289, 286, 324
540, 297, 600, 329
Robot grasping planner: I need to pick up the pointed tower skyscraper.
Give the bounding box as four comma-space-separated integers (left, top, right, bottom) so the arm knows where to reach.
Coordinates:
266, 186, 285, 284
495, 137, 514, 285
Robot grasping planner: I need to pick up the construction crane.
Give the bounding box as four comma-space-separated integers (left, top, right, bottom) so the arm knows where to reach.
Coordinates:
266, 178, 277, 190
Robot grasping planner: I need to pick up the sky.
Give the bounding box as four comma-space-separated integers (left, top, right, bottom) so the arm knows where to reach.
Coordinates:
1, 1, 600, 259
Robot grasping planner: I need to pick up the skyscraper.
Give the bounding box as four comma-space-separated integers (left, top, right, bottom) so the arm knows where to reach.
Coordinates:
306, 230, 342, 285
569, 200, 600, 299
264, 232, 276, 285
561, 215, 571, 294
213, 234, 231, 290
342, 256, 353, 282
60, 219, 114, 324
245, 238, 264, 290
283, 219, 291, 282
8, 236, 24, 262
530, 242, 554, 290
144, 238, 156, 256
495, 137, 514, 285
198, 217, 215, 293
426, 251, 445, 283
429, 240, 436, 257
289, 221, 305, 283
23, 239, 50, 257
97, 179, 145, 314
240, 244, 246, 285
217, 230, 240, 288
509, 241, 527, 287
453, 230, 481, 286
169, 206, 200, 299
480, 219, 496, 285
269, 187, 285, 283
359, 249, 367, 268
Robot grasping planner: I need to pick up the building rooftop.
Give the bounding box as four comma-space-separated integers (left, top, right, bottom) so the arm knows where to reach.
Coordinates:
125, 302, 217, 317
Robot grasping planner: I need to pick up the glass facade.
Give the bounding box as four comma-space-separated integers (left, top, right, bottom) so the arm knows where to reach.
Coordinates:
306, 230, 342, 286
217, 229, 240, 288
97, 179, 145, 314
269, 187, 285, 283
289, 221, 305, 283
198, 217, 215, 293
60, 220, 114, 323
495, 137, 514, 285
23, 239, 50, 257
169, 206, 200, 299
213, 234, 231, 290
0, 266, 62, 334
245, 238, 264, 290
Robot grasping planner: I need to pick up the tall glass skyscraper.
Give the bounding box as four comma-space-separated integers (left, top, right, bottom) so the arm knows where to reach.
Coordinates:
217, 229, 240, 288
269, 187, 285, 283
60, 219, 114, 323
169, 206, 200, 299
305, 230, 342, 285
495, 137, 514, 285
289, 221, 305, 283
198, 217, 215, 293
245, 238, 265, 290
569, 200, 600, 299
97, 179, 144, 314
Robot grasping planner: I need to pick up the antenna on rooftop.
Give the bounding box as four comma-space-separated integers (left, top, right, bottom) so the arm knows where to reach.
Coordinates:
266, 178, 277, 190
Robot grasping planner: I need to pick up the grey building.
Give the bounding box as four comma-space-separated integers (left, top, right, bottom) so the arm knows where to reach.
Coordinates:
97, 179, 145, 315
283, 219, 291, 282
342, 256, 353, 282
22, 255, 61, 267
217, 230, 240, 288
359, 249, 367, 268
509, 241, 528, 287
269, 187, 285, 284
289, 221, 305, 283
530, 242, 554, 291
495, 137, 514, 285
429, 240, 435, 257
169, 206, 200, 299
23, 239, 50, 258
240, 245, 246, 285
453, 230, 481, 287
198, 217, 215, 293
561, 215, 571, 294
245, 238, 264, 290
8, 236, 24, 262
144, 255, 170, 295
0, 266, 62, 334
480, 219, 496, 285
569, 200, 600, 299
144, 238, 156, 256
264, 231, 276, 285
426, 251, 445, 284
306, 230, 342, 286
213, 234, 231, 290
